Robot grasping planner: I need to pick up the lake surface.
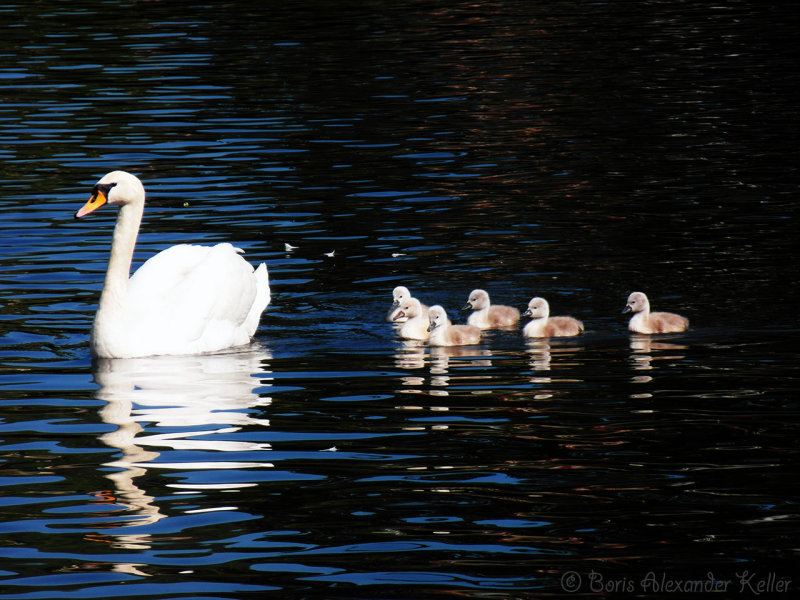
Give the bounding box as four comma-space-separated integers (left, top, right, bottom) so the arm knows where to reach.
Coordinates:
1, 1, 798, 598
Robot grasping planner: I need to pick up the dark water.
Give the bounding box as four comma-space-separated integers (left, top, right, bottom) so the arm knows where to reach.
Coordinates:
1, 1, 798, 598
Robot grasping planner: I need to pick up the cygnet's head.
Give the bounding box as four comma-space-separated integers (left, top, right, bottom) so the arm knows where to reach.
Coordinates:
463, 289, 490, 311
393, 297, 421, 321
623, 291, 650, 314
523, 297, 550, 319
392, 286, 411, 307
427, 305, 448, 331
75, 170, 145, 218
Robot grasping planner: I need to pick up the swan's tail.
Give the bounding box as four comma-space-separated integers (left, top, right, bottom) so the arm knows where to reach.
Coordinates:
245, 262, 270, 337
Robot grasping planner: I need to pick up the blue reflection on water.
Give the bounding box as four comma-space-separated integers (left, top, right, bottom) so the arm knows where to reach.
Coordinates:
1, 0, 799, 598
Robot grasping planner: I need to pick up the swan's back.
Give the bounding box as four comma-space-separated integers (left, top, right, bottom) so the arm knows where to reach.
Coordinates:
127, 243, 270, 355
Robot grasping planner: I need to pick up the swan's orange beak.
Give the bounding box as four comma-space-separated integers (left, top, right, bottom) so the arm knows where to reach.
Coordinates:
75, 189, 109, 219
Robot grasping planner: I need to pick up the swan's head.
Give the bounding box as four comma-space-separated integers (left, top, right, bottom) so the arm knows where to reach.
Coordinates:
392, 285, 411, 307
524, 297, 550, 319
463, 289, 489, 311
75, 171, 145, 218
623, 291, 650, 314
393, 297, 421, 321
427, 305, 447, 332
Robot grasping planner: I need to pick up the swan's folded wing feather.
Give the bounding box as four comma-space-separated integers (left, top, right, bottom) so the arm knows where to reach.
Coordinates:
128, 243, 264, 350
128, 244, 213, 299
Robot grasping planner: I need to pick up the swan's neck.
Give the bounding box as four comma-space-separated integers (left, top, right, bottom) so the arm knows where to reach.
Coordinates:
101, 202, 142, 304
92, 203, 142, 356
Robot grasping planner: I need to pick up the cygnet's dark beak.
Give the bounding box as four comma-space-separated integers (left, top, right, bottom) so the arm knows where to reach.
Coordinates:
622, 305, 632, 314
461, 302, 472, 311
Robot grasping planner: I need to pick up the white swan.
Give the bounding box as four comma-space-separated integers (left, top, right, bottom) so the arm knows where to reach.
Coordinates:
522, 297, 584, 338
463, 289, 520, 329
623, 291, 688, 334
75, 171, 270, 358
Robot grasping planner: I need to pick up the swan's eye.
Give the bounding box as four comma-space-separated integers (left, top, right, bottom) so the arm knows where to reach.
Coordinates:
93, 182, 117, 196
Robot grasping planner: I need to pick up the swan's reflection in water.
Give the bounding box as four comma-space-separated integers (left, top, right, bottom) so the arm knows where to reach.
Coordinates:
92, 347, 273, 546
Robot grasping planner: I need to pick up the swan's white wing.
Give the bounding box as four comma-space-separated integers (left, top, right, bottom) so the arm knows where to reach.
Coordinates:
127, 243, 269, 353
130, 243, 211, 279
129, 244, 215, 300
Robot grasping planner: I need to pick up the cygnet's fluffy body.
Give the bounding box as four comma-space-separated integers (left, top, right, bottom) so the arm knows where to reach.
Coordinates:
623, 291, 688, 334
523, 297, 584, 338
392, 297, 430, 340
463, 289, 520, 329
427, 305, 481, 346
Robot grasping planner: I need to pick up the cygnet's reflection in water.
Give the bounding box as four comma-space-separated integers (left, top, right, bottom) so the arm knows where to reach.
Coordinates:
394, 340, 491, 396
525, 339, 585, 399
394, 339, 427, 371
429, 345, 492, 393
92, 346, 273, 547
526, 339, 553, 373
629, 335, 687, 385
